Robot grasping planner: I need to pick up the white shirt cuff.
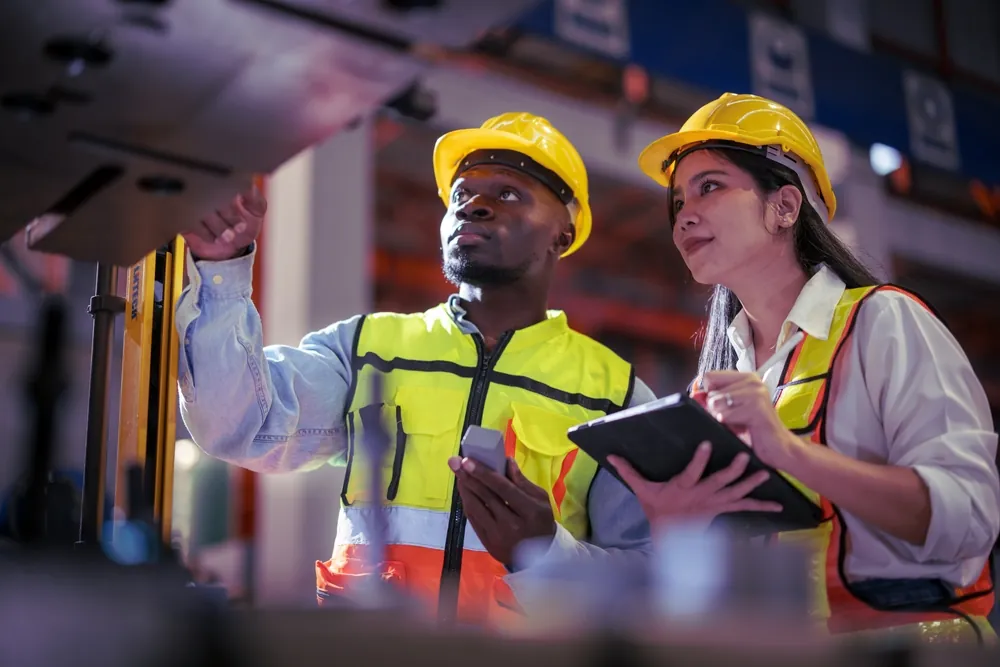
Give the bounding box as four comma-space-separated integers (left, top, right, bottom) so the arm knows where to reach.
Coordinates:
911, 464, 972, 567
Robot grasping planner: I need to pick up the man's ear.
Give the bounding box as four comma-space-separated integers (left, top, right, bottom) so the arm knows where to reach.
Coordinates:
555, 223, 575, 256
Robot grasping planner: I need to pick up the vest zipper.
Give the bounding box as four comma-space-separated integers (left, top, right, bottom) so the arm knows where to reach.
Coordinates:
438, 330, 513, 622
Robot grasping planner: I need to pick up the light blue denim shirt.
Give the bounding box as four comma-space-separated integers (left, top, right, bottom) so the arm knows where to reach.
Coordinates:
175, 245, 655, 599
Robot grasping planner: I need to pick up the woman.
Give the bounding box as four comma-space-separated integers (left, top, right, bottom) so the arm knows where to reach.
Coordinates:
613, 92, 999, 643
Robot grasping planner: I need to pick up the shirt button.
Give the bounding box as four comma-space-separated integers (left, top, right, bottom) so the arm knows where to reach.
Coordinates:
212, 275, 223, 285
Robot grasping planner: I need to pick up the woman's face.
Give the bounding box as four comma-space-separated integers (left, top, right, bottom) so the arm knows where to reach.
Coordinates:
670, 150, 799, 286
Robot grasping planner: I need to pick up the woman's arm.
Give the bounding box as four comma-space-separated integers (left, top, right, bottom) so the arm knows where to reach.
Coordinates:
779, 441, 932, 545
774, 291, 998, 556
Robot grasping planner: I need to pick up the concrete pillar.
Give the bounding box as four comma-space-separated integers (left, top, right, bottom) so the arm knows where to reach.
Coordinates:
254, 118, 373, 606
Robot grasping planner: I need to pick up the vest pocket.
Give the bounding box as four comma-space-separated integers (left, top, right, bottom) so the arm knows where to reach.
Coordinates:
342, 386, 465, 509
315, 556, 407, 606
394, 385, 465, 507
508, 402, 582, 513
341, 403, 404, 505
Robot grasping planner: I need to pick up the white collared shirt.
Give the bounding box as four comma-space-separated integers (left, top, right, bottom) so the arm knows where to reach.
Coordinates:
727, 265, 999, 587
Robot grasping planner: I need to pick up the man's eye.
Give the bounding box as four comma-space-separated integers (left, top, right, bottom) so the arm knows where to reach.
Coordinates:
452, 189, 468, 203
499, 189, 520, 201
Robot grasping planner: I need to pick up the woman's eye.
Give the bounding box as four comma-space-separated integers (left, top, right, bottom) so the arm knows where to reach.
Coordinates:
700, 181, 719, 195
672, 198, 684, 213
499, 189, 520, 201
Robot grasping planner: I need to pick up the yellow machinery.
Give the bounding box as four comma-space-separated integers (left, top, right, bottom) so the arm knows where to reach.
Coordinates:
113, 237, 185, 544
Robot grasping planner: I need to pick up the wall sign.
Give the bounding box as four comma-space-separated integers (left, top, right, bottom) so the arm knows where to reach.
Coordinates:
554, 0, 630, 59
749, 12, 815, 120
903, 70, 961, 172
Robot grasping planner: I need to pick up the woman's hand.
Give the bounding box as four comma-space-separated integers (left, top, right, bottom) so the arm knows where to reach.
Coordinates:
608, 441, 782, 529
702, 371, 806, 470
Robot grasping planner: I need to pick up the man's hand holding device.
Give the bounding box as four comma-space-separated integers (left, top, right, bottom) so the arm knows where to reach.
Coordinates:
449, 426, 556, 566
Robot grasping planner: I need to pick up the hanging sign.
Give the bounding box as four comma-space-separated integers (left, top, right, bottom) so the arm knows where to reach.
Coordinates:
748, 12, 815, 120
903, 69, 961, 172
554, 0, 631, 59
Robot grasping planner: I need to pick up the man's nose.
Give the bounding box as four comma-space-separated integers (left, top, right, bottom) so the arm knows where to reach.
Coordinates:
456, 198, 494, 221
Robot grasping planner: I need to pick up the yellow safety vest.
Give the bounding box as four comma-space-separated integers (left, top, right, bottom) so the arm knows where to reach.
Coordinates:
315, 303, 634, 625
771, 284, 995, 642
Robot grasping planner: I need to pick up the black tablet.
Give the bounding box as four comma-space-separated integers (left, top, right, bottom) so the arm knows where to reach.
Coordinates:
567, 392, 823, 536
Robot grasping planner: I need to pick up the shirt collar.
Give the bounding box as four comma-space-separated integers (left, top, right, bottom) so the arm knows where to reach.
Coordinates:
447, 294, 478, 335
726, 264, 847, 368
446, 294, 568, 351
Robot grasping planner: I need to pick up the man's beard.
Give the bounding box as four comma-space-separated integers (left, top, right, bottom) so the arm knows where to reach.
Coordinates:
442, 250, 530, 288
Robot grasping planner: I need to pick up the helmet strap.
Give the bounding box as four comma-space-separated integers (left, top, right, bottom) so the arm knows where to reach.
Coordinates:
453, 149, 575, 205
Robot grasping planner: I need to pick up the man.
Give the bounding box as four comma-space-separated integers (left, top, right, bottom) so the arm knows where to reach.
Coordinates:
176, 112, 655, 625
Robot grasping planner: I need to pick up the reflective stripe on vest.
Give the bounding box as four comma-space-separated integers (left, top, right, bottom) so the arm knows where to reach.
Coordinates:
316, 304, 634, 624
769, 284, 995, 639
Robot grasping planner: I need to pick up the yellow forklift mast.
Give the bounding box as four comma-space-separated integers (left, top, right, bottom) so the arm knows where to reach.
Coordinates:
115, 237, 186, 544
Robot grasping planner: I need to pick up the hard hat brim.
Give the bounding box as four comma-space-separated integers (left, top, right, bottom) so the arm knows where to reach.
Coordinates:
637, 129, 769, 188
433, 128, 592, 257
637, 129, 838, 221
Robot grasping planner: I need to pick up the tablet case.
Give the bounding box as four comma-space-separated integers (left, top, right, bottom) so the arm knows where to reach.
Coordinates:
566, 393, 823, 536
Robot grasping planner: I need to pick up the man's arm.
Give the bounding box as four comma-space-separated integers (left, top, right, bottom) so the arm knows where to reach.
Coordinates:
176, 246, 357, 473
504, 378, 656, 593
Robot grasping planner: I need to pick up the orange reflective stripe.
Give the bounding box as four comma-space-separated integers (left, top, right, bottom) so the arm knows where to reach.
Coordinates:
317, 543, 511, 622
805, 382, 827, 440
877, 285, 935, 313
457, 549, 514, 623
779, 336, 806, 386
317, 543, 443, 614
956, 567, 995, 601
504, 418, 517, 459
551, 449, 579, 516
775, 284, 995, 637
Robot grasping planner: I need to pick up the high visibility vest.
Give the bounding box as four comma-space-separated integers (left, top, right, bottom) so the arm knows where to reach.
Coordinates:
315, 304, 635, 625
769, 284, 995, 641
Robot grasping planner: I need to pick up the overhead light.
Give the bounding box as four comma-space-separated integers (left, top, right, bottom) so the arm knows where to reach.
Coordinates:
869, 143, 902, 176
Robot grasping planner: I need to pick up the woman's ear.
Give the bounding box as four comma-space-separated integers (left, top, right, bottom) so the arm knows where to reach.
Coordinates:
773, 185, 803, 229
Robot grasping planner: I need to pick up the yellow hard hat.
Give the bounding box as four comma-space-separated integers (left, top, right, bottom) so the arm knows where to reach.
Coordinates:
433, 112, 592, 257
637, 93, 837, 222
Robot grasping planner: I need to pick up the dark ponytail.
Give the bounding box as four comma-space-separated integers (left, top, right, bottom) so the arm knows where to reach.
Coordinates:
696, 148, 881, 377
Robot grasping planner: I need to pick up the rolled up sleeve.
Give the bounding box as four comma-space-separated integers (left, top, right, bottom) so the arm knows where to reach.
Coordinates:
861, 292, 999, 574
176, 245, 357, 474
